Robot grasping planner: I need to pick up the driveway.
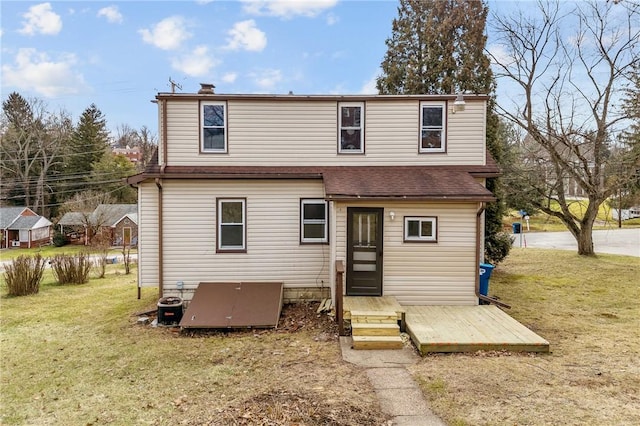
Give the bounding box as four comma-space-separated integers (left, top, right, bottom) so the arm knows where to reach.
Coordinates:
513, 228, 640, 257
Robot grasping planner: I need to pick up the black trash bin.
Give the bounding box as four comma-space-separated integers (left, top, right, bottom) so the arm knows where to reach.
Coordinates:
157, 296, 183, 325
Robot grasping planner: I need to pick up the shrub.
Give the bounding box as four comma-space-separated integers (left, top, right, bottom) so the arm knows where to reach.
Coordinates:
52, 230, 68, 247
485, 231, 514, 265
51, 253, 92, 285
3, 255, 46, 296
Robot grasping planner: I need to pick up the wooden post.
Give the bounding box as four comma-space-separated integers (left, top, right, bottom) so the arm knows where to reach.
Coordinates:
335, 260, 345, 336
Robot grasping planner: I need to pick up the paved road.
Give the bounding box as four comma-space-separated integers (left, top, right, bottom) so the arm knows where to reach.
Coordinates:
513, 228, 640, 257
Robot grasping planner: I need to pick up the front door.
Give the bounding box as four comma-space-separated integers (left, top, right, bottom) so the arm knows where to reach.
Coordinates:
346, 208, 383, 296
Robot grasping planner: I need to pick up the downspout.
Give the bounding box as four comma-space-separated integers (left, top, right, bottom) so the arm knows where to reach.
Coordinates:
156, 178, 163, 299
476, 203, 510, 309
157, 97, 168, 300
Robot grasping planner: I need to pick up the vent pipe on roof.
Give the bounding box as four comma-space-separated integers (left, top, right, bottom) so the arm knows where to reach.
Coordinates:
198, 83, 215, 94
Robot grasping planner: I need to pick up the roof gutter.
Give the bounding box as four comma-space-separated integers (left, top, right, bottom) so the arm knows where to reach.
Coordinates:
476, 203, 510, 309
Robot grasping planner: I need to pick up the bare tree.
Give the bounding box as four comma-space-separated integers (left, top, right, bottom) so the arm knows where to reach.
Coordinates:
1, 94, 70, 216
136, 125, 157, 171
489, 0, 639, 255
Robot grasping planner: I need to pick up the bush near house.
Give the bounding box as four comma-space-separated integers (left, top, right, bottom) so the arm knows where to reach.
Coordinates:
50, 253, 92, 285
3, 255, 46, 296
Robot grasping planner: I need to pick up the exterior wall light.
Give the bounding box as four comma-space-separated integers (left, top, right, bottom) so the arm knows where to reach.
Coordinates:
389, 211, 396, 221
452, 94, 466, 114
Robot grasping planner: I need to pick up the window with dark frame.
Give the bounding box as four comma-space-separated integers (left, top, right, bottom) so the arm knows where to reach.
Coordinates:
420, 102, 446, 153
217, 198, 246, 251
404, 216, 437, 242
338, 102, 364, 153
202, 101, 227, 152
301, 199, 328, 243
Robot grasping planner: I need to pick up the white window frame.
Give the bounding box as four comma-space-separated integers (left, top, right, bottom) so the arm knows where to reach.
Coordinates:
338, 102, 364, 154
404, 216, 437, 242
419, 101, 446, 153
217, 198, 246, 252
201, 101, 227, 153
300, 199, 329, 243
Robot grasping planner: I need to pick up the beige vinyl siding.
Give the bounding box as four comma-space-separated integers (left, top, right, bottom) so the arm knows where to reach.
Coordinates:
165, 99, 486, 167
158, 180, 330, 300
334, 201, 478, 306
138, 182, 159, 287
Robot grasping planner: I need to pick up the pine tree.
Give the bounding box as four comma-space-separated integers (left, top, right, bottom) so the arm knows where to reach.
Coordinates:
377, 0, 509, 263
64, 104, 110, 199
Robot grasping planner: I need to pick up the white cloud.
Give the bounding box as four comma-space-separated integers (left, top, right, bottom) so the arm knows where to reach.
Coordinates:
242, 0, 338, 19
97, 6, 123, 24
139, 16, 191, 50
360, 73, 379, 94
250, 68, 282, 90
326, 13, 339, 26
1, 48, 87, 97
171, 45, 218, 77
19, 3, 62, 36
486, 44, 514, 67
222, 72, 238, 83
226, 20, 267, 52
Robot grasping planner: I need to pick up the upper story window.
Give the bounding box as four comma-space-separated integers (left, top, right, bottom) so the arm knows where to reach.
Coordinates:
420, 101, 446, 153
217, 198, 246, 252
300, 199, 328, 243
404, 216, 437, 242
338, 102, 364, 154
201, 101, 227, 153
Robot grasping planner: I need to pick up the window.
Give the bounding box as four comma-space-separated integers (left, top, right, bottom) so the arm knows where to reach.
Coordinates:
338, 102, 364, 153
301, 199, 328, 243
404, 216, 437, 242
201, 101, 227, 153
420, 102, 446, 153
217, 198, 246, 252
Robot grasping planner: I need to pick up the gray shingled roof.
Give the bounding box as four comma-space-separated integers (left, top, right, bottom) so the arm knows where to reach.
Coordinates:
0, 207, 29, 229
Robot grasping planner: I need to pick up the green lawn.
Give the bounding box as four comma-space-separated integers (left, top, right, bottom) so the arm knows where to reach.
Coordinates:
411, 249, 640, 425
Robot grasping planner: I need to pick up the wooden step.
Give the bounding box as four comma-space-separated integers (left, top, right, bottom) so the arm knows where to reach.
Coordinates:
352, 335, 404, 350
352, 322, 400, 337
350, 310, 399, 323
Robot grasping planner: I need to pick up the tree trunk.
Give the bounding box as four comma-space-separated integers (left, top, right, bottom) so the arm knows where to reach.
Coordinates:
576, 227, 595, 256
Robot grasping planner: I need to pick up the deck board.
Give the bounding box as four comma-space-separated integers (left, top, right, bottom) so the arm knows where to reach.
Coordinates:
405, 305, 549, 354
343, 296, 405, 320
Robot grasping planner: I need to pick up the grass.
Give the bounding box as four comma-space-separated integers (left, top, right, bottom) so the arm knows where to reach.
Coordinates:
410, 249, 640, 426
0, 264, 386, 425
504, 199, 640, 232
0, 245, 136, 262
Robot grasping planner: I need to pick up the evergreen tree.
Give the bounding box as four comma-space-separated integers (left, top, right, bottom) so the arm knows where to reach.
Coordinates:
377, 0, 510, 263
64, 104, 110, 199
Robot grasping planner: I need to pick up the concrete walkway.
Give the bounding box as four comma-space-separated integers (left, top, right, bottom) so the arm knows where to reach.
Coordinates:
340, 337, 446, 426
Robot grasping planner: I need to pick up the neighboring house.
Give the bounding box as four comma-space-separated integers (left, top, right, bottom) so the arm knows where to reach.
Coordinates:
0, 207, 52, 249
127, 85, 499, 306
57, 204, 138, 246
113, 145, 143, 164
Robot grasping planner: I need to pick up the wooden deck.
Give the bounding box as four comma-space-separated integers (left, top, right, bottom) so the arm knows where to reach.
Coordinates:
343, 296, 405, 321
342, 297, 549, 354
405, 305, 550, 354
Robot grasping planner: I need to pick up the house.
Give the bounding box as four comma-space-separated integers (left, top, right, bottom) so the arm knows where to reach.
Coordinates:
0, 207, 52, 249
127, 86, 499, 307
113, 145, 143, 164
57, 204, 138, 246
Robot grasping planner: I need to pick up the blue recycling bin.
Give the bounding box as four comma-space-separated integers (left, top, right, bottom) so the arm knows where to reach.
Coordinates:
512, 222, 521, 234
479, 263, 495, 305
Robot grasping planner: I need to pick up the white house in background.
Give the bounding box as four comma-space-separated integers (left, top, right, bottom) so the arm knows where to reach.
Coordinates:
127, 85, 499, 306
0, 207, 52, 249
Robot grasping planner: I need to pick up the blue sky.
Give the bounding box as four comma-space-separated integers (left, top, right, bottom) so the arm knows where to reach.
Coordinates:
2, 0, 531, 137
1, 0, 404, 135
